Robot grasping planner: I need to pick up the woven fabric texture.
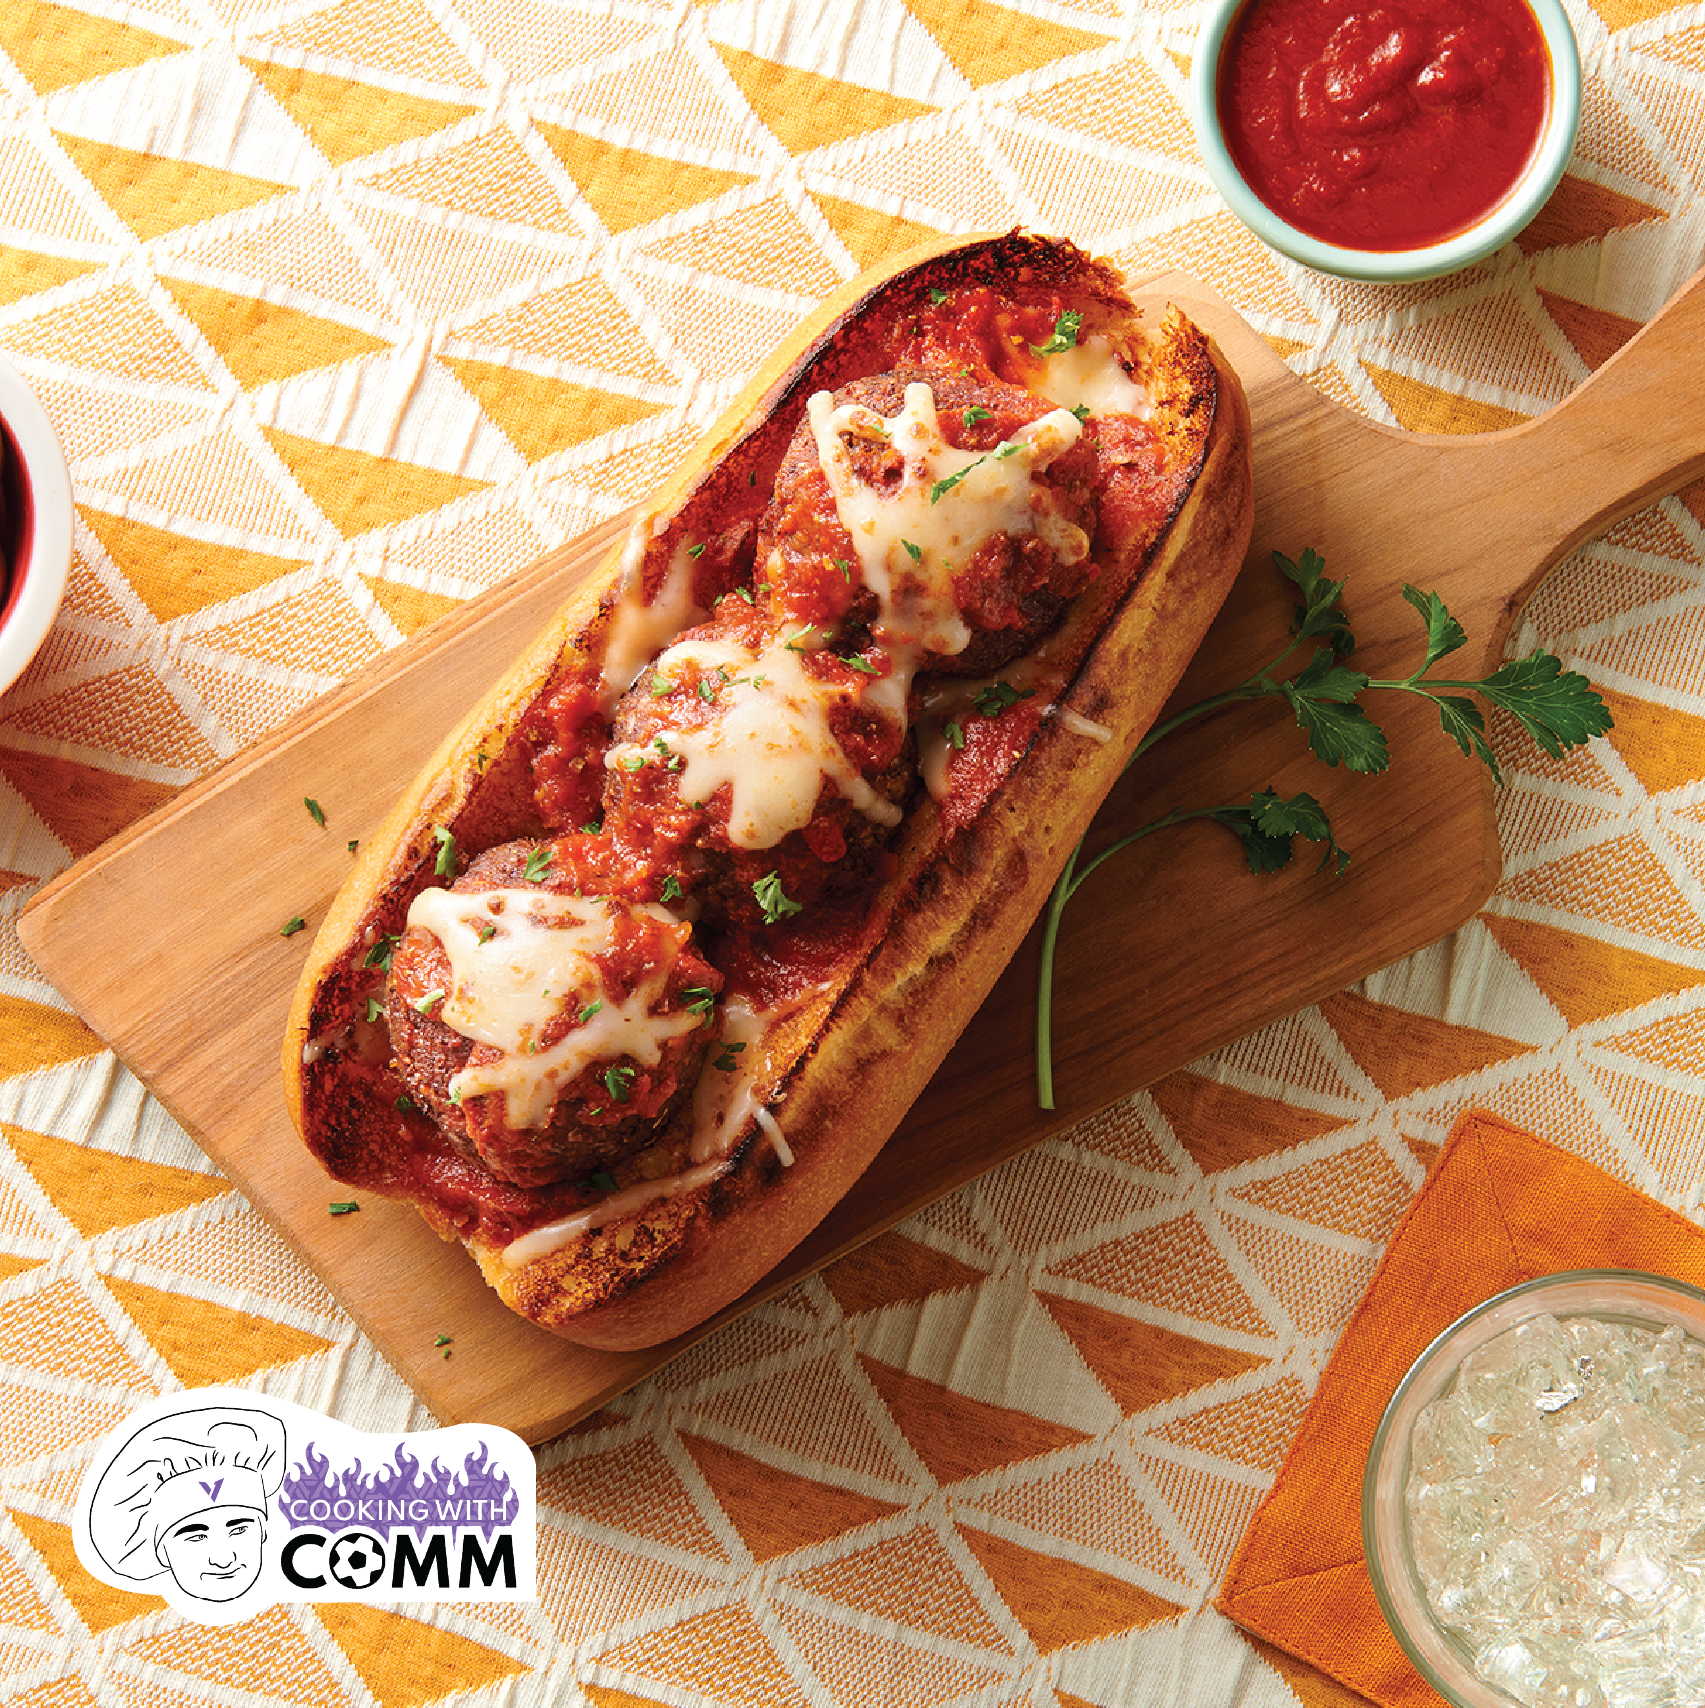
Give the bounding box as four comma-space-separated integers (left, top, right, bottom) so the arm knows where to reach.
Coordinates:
2, 0, 1705, 1705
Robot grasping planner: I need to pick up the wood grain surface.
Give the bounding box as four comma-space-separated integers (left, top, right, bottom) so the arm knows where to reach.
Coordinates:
19, 268, 1705, 1443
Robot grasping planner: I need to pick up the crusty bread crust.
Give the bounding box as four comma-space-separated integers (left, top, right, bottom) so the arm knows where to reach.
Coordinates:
283, 231, 1254, 1350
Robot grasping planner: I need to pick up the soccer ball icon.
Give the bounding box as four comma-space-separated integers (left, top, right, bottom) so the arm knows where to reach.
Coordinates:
326, 1531, 387, 1590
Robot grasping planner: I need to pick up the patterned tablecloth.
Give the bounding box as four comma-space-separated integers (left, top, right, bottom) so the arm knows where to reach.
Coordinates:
2, 0, 1704, 1703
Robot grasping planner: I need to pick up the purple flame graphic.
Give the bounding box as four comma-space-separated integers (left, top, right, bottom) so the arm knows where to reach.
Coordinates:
281, 1439, 517, 1538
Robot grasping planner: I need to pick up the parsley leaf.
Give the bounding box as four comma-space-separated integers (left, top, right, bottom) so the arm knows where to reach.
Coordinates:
431, 824, 457, 878
752, 870, 802, 924
1030, 309, 1082, 356
523, 844, 553, 882
304, 797, 326, 826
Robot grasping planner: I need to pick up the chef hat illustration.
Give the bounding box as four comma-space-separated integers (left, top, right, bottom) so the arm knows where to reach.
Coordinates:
87, 1407, 286, 1582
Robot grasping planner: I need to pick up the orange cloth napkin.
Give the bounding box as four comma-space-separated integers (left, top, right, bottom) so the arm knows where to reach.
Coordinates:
1216, 1109, 1705, 1708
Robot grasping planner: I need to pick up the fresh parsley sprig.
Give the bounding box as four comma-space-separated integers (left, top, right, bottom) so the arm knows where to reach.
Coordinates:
1033, 548, 1612, 1110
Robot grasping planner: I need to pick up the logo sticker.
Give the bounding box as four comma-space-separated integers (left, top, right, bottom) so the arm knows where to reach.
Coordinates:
75, 1389, 536, 1625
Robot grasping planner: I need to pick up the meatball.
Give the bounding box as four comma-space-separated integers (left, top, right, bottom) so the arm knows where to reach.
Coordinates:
757, 368, 1101, 676
386, 838, 719, 1189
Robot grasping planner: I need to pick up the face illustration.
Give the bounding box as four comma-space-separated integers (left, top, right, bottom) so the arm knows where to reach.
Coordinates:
157, 1507, 267, 1601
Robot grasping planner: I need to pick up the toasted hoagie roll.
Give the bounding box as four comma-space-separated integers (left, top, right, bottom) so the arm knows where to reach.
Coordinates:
283, 232, 1254, 1350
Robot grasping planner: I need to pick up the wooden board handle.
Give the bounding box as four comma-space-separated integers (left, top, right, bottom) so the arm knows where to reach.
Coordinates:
1430, 261, 1705, 634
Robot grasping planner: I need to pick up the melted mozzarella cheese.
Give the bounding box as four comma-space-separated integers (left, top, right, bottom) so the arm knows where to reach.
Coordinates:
605, 636, 900, 849
406, 886, 700, 1130
601, 525, 704, 706
808, 382, 1087, 660
1037, 333, 1152, 419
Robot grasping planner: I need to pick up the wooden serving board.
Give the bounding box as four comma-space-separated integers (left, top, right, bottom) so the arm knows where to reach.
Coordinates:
19, 269, 1705, 1444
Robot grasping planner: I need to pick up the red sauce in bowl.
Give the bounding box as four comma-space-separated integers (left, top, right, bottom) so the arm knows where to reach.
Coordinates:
1217, 0, 1552, 252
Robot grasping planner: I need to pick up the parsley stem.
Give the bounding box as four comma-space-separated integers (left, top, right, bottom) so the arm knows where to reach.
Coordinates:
1036, 806, 1214, 1110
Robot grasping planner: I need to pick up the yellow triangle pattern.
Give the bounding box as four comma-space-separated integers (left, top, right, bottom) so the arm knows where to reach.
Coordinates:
0, 1278, 155, 1386
1361, 362, 1531, 435
261, 428, 492, 536
712, 47, 935, 154
906, 0, 1111, 87
358, 573, 461, 637
0, 243, 103, 308
453, 276, 675, 385
256, 0, 483, 88
440, 357, 666, 461
360, 129, 584, 233
533, 126, 756, 235
125, 1605, 352, 1707
81, 508, 307, 624
809, 193, 944, 271
0, 0, 183, 97
160, 276, 391, 389
102, 1276, 336, 1385
1, 283, 208, 388
7, 1510, 162, 1635
242, 58, 477, 166
4, 1123, 226, 1237
54, 134, 291, 242
316, 1605, 530, 1708
0, 996, 105, 1077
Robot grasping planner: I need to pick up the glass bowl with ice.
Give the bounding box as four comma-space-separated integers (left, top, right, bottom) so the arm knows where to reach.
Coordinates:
1363, 1269, 1705, 1708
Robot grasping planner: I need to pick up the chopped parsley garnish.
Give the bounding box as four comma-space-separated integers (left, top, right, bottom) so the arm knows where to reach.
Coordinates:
365, 995, 383, 1022
478, 921, 496, 944
431, 824, 457, 878
688, 541, 707, 558
603, 1064, 635, 1103
974, 680, 1035, 717
1030, 309, 1083, 356
364, 934, 399, 971
585, 1170, 618, 1192
929, 286, 949, 303
412, 989, 445, 1014
347, 839, 359, 853
661, 874, 683, 902
783, 627, 816, 652
523, 844, 553, 882
304, 797, 325, 826
329, 1201, 359, 1215
901, 539, 922, 563
843, 654, 879, 674
962, 405, 994, 425
1070, 403, 1092, 422
714, 1040, 747, 1072
944, 721, 965, 750
280, 916, 306, 937
752, 870, 803, 924
652, 676, 677, 697
579, 999, 604, 1022
683, 985, 716, 1023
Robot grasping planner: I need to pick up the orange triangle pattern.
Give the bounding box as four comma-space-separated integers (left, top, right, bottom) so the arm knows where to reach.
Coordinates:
784, 1525, 1008, 1648
1320, 990, 1531, 1100
0, 1, 182, 98
125, 1604, 350, 1708
678, 1434, 904, 1561
820, 1228, 988, 1316
1149, 1070, 1351, 1173
858, 1354, 1094, 1483
1035, 1290, 1269, 1413
7, 1510, 162, 1634
1480, 912, 1705, 1028
315, 1604, 529, 1708
0, 994, 106, 1076
955, 1522, 1181, 1653
4, 1122, 226, 1237
101, 1276, 335, 1386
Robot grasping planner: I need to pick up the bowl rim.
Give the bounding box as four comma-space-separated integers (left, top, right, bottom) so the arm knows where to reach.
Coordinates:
0, 348, 72, 699
1190, 0, 1584, 283
1360, 1267, 1705, 1708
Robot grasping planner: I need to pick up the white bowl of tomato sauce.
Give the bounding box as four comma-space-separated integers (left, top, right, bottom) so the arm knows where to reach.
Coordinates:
1192, 0, 1581, 282
0, 352, 71, 699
